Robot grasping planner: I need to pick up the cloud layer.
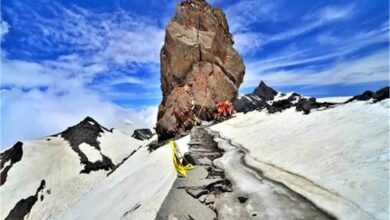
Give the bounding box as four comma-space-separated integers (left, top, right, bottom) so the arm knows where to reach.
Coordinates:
1, 3, 164, 147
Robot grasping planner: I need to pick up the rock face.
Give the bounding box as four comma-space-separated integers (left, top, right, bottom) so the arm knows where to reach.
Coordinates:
156, 0, 245, 140
131, 129, 153, 141
234, 81, 277, 113
346, 87, 389, 103
60, 116, 116, 174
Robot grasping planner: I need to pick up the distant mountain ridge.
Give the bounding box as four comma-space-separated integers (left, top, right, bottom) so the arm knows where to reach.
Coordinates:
234, 81, 389, 114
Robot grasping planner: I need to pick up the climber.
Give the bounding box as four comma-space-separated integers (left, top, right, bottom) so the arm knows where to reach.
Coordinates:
215, 101, 235, 121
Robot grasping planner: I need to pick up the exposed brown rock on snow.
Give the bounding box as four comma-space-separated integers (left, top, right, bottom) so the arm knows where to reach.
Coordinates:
157, 0, 245, 140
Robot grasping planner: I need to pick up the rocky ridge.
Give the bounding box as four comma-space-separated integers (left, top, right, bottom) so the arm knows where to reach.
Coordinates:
346, 86, 389, 103
234, 81, 336, 114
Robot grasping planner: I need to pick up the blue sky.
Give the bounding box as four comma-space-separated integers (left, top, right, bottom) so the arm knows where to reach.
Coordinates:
0, 0, 389, 147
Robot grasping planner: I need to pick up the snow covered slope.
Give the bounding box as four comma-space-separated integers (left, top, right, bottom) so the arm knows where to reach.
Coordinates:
58, 136, 190, 220
210, 99, 389, 220
0, 117, 150, 220
1, 93, 388, 220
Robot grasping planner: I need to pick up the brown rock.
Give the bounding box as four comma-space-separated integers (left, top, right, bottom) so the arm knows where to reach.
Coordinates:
157, 0, 245, 140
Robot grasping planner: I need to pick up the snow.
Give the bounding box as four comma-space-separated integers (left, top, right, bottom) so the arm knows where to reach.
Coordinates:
272, 92, 291, 102
210, 100, 389, 220
268, 92, 300, 104
2, 98, 388, 219
0, 136, 107, 220
0, 129, 152, 220
58, 135, 191, 220
211, 136, 332, 219
317, 96, 351, 103
98, 129, 144, 165
79, 143, 102, 163
243, 95, 256, 105
1, 160, 11, 171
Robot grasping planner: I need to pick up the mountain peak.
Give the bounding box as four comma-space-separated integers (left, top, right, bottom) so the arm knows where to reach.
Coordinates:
253, 81, 278, 101
79, 116, 101, 126
60, 116, 109, 150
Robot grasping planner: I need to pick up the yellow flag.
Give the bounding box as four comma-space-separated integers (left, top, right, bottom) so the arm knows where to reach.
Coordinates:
170, 140, 195, 177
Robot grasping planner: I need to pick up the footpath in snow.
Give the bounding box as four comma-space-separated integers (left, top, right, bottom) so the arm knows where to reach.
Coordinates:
210, 99, 389, 220
156, 126, 333, 220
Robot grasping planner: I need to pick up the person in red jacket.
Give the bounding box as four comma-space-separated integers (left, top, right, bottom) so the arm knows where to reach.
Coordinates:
216, 101, 235, 121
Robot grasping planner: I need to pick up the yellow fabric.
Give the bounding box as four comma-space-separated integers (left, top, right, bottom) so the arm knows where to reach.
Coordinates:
169, 140, 195, 177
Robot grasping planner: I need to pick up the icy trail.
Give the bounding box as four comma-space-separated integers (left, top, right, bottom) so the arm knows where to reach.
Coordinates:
157, 126, 333, 219
211, 132, 333, 220
210, 100, 389, 219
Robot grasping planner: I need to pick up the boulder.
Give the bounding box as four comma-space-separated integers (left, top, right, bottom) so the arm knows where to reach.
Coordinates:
131, 129, 154, 140
157, 0, 245, 140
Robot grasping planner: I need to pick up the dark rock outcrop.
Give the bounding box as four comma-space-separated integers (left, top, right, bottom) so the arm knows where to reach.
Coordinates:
252, 81, 278, 101
295, 98, 334, 114
132, 129, 153, 140
234, 81, 277, 113
237, 83, 390, 115
60, 117, 115, 174
235, 81, 337, 114
346, 87, 389, 103
5, 179, 45, 220
156, 0, 245, 140
237, 197, 248, 203
1, 142, 23, 186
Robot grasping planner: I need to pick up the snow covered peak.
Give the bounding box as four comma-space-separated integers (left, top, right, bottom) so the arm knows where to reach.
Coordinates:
0, 117, 153, 220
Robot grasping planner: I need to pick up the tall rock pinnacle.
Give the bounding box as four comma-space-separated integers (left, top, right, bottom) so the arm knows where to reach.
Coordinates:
156, 0, 245, 140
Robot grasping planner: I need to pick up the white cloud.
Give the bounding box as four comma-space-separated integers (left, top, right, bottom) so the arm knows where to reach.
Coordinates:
244, 23, 388, 78
0, 2, 166, 148
233, 32, 266, 55
0, 20, 9, 40
243, 49, 389, 88
316, 5, 355, 22
229, 2, 356, 56
0, 48, 161, 148
225, 0, 279, 33
0, 85, 158, 148
265, 4, 354, 44
123, 106, 158, 130
6, 3, 165, 86
267, 21, 322, 43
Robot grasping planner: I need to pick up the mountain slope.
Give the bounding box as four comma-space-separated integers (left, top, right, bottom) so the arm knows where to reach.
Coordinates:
1, 86, 388, 220
211, 99, 389, 220
0, 117, 150, 220
58, 136, 190, 220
